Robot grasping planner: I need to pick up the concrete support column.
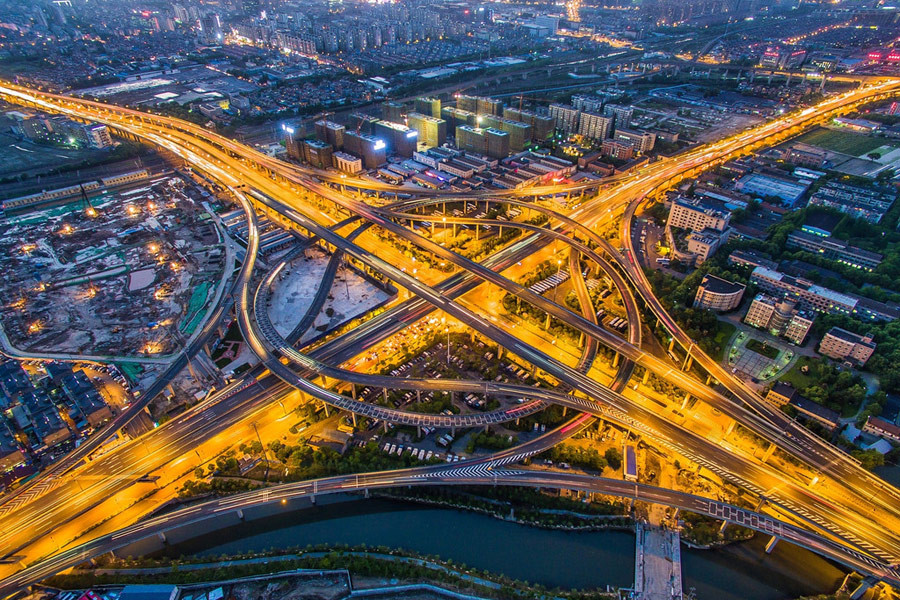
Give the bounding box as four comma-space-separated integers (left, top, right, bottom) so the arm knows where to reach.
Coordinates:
612, 353, 620, 368
761, 443, 777, 463
718, 521, 728, 536
642, 370, 650, 385
764, 536, 779, 554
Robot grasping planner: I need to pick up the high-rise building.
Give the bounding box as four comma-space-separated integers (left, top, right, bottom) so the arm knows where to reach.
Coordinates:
315, 120, 345, 150
441, 107, 478, 129
343, 131, 387, 169
415, 97, 442, 118
578, 112, 612, 141
282, 123, 303, 160
373, 120, 417, 158
548, 104, 580, 134
480, 115, 531, 152
455, 125, 509, 159
456, 94, 503, 116
301, 140, 334, 170
407, 112, 447, 148
603, 104, 634, 130
197, 14, 223, 45
381, 101, 404, 123
571, 95, 604, 114
503, 108, 554, 141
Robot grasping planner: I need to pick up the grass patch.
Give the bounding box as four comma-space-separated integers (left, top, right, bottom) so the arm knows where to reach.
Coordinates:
711, 321, 736, 361
796, 127, 892, 157
746, 338, 780, 359
778, 355, 817, 389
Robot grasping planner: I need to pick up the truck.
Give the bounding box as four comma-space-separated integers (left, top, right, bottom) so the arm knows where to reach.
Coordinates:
624, 445, 637, 482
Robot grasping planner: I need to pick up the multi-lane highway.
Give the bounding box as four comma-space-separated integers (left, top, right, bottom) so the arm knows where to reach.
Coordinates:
0, 77, 899, 593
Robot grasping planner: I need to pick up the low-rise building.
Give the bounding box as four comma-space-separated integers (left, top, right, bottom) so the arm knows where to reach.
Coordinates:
808, 182, 895, 224
863, 416, 900, 444
818, 327, 876, 366
750, 266, 899, 321
668, 197, 730, 232
693, 274, 746, 312
786, 230, 882, 271
735, 173, 810, 207
333, 151, 363, 174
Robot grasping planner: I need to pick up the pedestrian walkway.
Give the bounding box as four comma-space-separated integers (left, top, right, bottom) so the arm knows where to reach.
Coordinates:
634, 522, 683, 600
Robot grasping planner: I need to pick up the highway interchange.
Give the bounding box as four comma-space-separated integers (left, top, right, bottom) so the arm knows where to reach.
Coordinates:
0, 77, 899, 594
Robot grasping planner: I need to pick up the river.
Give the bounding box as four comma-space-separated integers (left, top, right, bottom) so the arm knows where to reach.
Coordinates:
160, 496, 845, 600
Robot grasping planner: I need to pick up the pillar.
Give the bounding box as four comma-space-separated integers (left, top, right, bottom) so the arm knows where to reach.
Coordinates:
724, 420, 736, 438
668, 339, 675, 353
680, 394, 690, 410
718, 521, 728, 536
761, 443, 776, 463
612, 353, 620, 368
764, 536, 779, 554
237, 509, 244, 520
642, 370, 650, 385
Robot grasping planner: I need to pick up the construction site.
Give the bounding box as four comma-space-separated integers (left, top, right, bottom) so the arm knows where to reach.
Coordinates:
0, 172, 229, 359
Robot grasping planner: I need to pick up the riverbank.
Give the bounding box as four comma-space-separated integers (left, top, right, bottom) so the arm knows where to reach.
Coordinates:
45, 546, 618, 600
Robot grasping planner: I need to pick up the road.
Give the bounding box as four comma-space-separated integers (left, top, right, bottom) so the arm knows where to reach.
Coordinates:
0, 78, 899, 589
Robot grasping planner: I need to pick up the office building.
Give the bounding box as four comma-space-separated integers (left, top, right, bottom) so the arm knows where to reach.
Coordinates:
750, 266, 899, 321
693, 274, 746, 312
374, 120, 417, 158
415, 97, 442, 118
333, 151, 363, 174
406, 112, 447, 149
578, 112, 613, 141
381, 101, 404, 123
786, 230, 883, 271
818, 327, 876, 366
455, 125, 509, 159
343, 131, 386, 169
549, 104, 580, 134
614, 129, 656, 152
301, 140, 333, 170
668, 197, 730, 232
743, 295, 815, 345
315, 120, 345, 150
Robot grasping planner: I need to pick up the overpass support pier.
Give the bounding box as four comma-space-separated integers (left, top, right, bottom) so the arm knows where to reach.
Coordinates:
765, 536, 779, 554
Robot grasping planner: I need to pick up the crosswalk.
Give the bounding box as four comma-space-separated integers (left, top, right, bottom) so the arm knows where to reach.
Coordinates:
413, 465, 525, 480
